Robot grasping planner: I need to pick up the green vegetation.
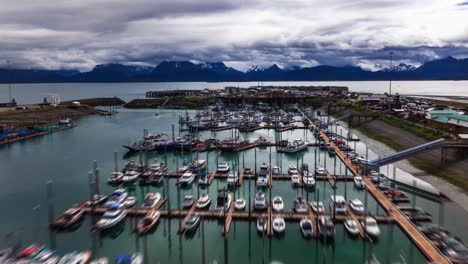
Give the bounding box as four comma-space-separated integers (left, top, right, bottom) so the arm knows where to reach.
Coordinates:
379, 115, 446, 141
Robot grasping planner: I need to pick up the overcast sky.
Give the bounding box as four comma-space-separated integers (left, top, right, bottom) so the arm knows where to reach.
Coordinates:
0, 0, 467, 71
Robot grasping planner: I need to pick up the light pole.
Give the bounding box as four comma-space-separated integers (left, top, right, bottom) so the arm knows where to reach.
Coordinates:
388, 52, 394, 112
6, 60, 12, 104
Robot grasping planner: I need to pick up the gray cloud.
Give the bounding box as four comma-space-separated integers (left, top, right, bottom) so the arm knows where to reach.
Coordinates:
0, 0, 467, 71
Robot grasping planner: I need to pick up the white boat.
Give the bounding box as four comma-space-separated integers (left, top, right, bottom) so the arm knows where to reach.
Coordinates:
257, 216, 267, 233
235, 198, 246, 210
190, 159, 207, 172
86, 194, 107, 206
185, 214, 201, 232
300, 218, 314, 237
179, 171, 195, 185
303, 172, 316, 188
215, 189, 232, 211
259, 163, 268, 171
255, 136, 270, 146
256, 170, 269, 187
183, 195, 195, 208
271, 166, 280, 175
196, 193, 211, 209
69, 251, 92, 264
107, 171, 123, 184
254, 191, 267, 210
354, 176, 364, 189
330, 195, 347, 214
293, 195, 308, 213
121, 170, 141, 183
318, 216, 335, 239
344, 219, 360, 236
104, 189, 128, 207
291, 174, 300, 186
178, 161, 189, 173
349, 198, 365, 215
122, 196, 137, 207
288, 165, 298, 175
90, 257, 109, 264
227, 171, 238, 186
272, 196, 284, 212
315, 165, 326, 176
96, 205, 127, 229
217, 161, 230, 173
282, 138, 308, 153
272, 216, 286, 234
136, 210, 161, 234
362, 217, 380, 237
310, 201, 325, 213
142, 192, 161, 208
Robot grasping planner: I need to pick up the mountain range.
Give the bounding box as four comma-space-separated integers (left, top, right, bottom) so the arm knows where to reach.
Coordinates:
1, 56, 467, 83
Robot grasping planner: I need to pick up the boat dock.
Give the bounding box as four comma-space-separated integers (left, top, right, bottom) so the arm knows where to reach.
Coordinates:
299, 108, 450, 264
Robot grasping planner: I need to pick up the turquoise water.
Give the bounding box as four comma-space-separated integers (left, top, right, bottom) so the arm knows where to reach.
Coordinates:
1, 109, 466, 263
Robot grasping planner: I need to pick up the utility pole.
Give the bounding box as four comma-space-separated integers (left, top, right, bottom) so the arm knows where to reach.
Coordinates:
388, 52, 394, 112
6, 60, 12, 105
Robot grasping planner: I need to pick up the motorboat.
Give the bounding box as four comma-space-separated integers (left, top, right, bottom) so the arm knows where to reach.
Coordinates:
16, 244, 41, 260
303, 172, 316, 188
300, 218, 314, 237
288, 165, 298, 175
330, 195, 347, 214
254, 191, 267, 210
66, 251, 91, 264
310, 201, 325, 214
315, 165, 326, 175
272, 217, 286, 234
257, 216, 267, 233
217, 161, 230, 173
255, 136, 270, 146
318, 216, 335, 239
86, 194, 107, 206
349, 198, 365, 215
53, 207, 84, 229
179, 171, 195, 186
96, 204, 127, 230
196, 193, 211, 209
354, 176, 364, 189
185, 214, 201, 232
142, 193, 161, 208
344, 219, 360, 236
122, 196, 137, 208
227, 171, 239, 186
108, 171, 123, 184
198, 172, 208, 185
291, 174, 300, 186
121, 170, 141, 183
293, 195, 308, 213
271, 166, 280, 175
362, 217, 380, 237
148, 172, 164, 185
183, 195, 195, 208
235, 198, 246, 210
136, 210, 160, 235
256, 170, 269, 187
114, 253, 143, 264
272, 196, 284, 212
282, 138, 308, 153
215, 189, 232, 211
90, 257, 109, 264
190, 159, 207, 172
104, 189, 128, 207
178, 161, 189, 173
259, 163, 268, 171
378, 180, 392, 190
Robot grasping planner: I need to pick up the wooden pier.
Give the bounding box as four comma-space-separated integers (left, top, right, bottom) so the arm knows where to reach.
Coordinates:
178, 202, 198, 234
221, 202, 236, 236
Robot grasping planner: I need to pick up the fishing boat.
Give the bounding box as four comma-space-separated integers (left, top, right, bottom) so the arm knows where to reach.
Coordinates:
349, 198, 365, 215
53, 207, 84, 229
281, 138, 308, 153
288, 165, 298, 175
303, 172, 316, 188
293, 194, 308, 213
136, 210, 160, 234
330, 195, 347, 214
254, 191, 267, 210
196, 193, 211, 209
257, 216, 267, 233
354, 176, 364, 189
318, 216, 335, 239
215, 189, 232, 211
227, 171, 238, 186
183, 195, 195, 208
300, 218, 314, 238
272, 196, 284, 212
315, 165, 326, 175
96, 204, 127, 230
179, 171, 195, 186
104, 189, 128, 207
362, 217, 380, 237
344, 219, 360, 236
235, 198, 246, 210
189, 159, 207, 172
185, 215, 201, 232
310, 201, 325, 213
121, 170, 141, 183
291, 174, 300, 186
217, 161, 230, 173
272, 217, 286, 234
142, 193, 161, 209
